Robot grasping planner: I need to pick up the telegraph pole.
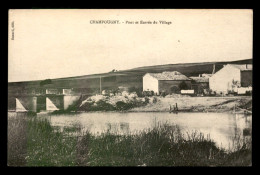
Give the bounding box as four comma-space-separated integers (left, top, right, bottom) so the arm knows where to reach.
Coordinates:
212, 64, 215, 75
100, 76, 102, 94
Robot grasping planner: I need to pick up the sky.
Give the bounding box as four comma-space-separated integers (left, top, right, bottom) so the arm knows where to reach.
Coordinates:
8, 9, 253, 82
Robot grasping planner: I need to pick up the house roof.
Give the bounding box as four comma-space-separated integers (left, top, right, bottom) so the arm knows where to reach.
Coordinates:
189, 76, 209, 83
201, 73, 213, 78
147, 71, 191, 81
228, 64, 252, 71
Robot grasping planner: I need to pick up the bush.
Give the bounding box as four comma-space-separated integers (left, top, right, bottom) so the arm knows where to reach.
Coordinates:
95, 100, 115, 111
153, 97, 158, 103
144, 97, 150, 104
128, 87, 143, 97
116, 101, 132, 111
160, 91, 167, 97
179, 81, 189, 90
78, 100, 115, 111
143, 91, 154, 97
111, 88, 120, 95
79, 101, 94, 111
203, 88, 210, 95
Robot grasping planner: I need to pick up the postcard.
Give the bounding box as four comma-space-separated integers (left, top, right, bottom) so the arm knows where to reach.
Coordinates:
8, 9, 252, 166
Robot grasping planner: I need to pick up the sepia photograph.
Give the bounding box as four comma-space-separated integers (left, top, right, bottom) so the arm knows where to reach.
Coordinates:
8, 9, 252, 166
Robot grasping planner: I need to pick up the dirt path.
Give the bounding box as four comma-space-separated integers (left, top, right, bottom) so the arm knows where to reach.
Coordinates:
130, 96, 252, 113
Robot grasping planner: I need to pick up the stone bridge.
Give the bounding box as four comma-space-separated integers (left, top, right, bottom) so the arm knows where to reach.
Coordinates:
8, 89, 81, 112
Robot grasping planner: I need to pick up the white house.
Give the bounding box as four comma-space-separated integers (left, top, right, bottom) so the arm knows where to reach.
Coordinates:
143, 73, 159, 94
209, 64, 252, 94
143, 71, 191, 95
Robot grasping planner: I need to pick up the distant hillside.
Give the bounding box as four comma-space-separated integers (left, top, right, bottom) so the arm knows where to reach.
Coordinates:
49, 58, 253, 80
128, 59, 252, 72
8, 59, 252, 92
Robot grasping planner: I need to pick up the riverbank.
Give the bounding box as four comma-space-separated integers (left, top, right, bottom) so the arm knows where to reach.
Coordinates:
130, 96, 252, 113
8, 116, 251, 166
71, 93, 252, 114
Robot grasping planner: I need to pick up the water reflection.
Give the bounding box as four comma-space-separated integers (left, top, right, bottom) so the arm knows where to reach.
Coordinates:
37, 112, 251, 150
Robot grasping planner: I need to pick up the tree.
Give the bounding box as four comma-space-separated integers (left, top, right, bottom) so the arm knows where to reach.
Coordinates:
170, 86, 180, 94
40, 79, 52, 86
179, 81, 189, 90
109, 69, 117, 73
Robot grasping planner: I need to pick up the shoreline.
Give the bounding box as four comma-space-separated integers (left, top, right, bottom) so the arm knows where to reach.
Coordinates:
9, 96, 252, 115
47, 110, 251, 115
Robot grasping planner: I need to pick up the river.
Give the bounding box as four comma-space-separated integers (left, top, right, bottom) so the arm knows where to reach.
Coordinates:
33, 111, 252, 150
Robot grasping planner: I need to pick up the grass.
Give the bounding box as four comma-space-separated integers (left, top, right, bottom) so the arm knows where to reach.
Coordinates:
8, 115, 28, 166
8, 114, 251, 166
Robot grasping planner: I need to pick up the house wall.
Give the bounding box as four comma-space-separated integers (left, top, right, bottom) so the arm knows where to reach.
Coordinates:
143, 74, 159, 94
241, 71, 252, 87
116, 75, 143, 89
158, 80, 192, 94
209, 65, 241, 94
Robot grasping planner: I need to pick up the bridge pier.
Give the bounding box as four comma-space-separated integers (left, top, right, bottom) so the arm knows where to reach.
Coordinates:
46, 95, 80, 111
9, 96, 37, 112
8, 95, 81, 113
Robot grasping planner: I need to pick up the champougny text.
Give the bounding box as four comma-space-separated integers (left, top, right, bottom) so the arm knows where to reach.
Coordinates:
90, 20, 172, 25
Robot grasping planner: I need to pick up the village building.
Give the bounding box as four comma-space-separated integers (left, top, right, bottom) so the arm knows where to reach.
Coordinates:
209, 64, 252, 94
200, 73, 213, 78
190, 74, 212, 94
143, 71, 192, 95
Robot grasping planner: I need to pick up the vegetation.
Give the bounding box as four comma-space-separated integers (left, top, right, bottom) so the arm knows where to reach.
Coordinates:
8, 115, 251, 166
79, 99, 148, 112
170, 86, 180, 94
8, 116, 28, 166
128, 86, 144, 97
115, 100, 147, 111
152, 96, 158, 103
143, 90, 154, 97
179, 81, 189, 90
27, 111, 37, 117
76, 92, 151, 112
39, 79, 52, 86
